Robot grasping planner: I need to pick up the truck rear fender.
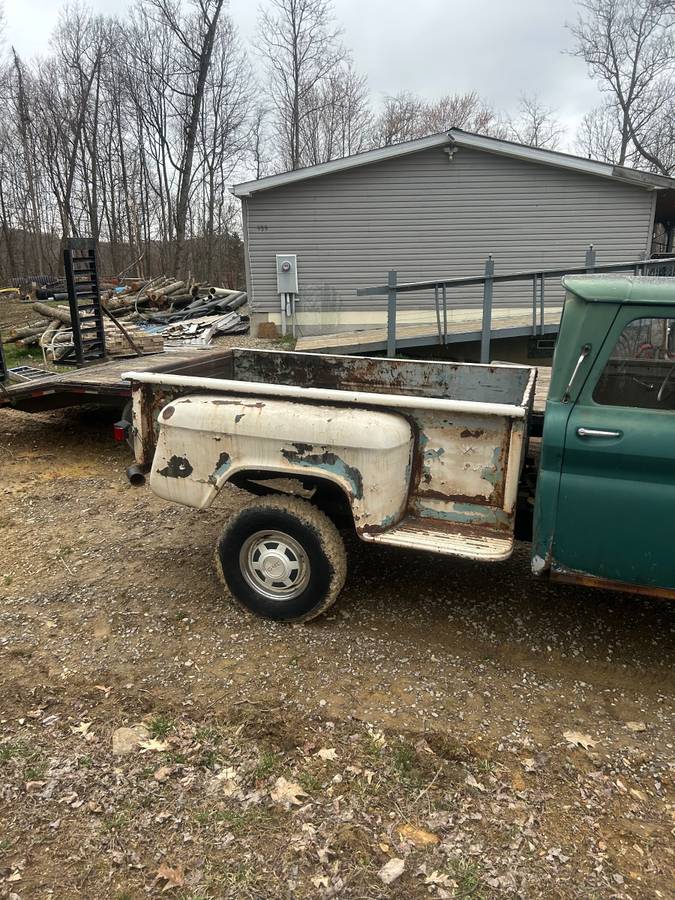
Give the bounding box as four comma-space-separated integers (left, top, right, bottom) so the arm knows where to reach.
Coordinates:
148, 394, 414, 534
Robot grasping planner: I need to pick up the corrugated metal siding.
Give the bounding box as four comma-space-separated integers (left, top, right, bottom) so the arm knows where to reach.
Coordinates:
243, 145, 655, 317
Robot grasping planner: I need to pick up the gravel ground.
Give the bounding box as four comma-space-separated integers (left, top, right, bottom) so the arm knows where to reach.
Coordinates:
0, 405, 673, 899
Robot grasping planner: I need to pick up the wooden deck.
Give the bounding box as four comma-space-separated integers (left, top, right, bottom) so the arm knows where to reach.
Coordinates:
0, 348, 231, 414
296, 307, 562, 355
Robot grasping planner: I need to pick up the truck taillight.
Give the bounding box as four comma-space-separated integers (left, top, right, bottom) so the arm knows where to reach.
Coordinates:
113, 421, 129, 442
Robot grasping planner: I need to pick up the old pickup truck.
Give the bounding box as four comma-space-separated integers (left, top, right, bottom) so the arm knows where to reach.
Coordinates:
124, 274, 675, 621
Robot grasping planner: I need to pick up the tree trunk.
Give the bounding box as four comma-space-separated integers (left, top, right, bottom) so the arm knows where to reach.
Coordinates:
173, 0, 225, 275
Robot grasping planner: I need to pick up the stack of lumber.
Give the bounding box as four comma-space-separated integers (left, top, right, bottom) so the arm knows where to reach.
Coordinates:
103, 320, 164, 357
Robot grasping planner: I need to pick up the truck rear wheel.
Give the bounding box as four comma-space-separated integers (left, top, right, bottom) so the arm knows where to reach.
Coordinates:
215, 495, 347, 623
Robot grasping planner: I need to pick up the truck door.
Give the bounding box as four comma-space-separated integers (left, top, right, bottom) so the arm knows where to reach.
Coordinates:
552, 308, 675, 595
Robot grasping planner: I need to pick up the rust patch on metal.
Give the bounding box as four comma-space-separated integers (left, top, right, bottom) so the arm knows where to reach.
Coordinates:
359, 521, 389, 536
415, 489, 493, 507
157, 455, 194, 479
460, 428, 484, 438
162, 405, 175, 420
550, 567, 675, 601
211, 399, 264, 409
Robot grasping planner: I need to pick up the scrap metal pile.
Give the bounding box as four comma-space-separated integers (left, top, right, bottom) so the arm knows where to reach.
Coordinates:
5, 276, 248, 359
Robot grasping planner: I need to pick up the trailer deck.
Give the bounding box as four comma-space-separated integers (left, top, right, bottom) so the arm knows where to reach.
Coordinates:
0, 349, 235, 414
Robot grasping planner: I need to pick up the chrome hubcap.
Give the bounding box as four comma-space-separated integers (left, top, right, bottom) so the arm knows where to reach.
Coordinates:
240, 530, 310, 601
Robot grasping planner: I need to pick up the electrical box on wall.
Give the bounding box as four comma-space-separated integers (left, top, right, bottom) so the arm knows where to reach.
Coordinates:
276, 254, 298, 294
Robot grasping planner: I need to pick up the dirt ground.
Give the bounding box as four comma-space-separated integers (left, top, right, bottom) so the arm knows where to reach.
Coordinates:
0, 404, 673, 899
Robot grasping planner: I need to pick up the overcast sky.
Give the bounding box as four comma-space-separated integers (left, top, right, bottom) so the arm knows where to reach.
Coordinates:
5, 0, 602, 147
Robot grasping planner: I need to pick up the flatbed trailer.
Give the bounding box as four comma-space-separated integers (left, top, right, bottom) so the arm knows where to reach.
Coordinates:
0, 349, 238, 415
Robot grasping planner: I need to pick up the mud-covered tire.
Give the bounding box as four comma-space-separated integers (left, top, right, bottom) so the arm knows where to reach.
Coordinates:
215, 495, 347, 623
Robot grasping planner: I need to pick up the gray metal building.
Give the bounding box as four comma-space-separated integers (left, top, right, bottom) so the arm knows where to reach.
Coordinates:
232, 129, 675, 337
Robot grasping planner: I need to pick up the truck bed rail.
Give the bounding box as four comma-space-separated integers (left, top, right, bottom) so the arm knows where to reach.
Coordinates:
122, 368, 533, 419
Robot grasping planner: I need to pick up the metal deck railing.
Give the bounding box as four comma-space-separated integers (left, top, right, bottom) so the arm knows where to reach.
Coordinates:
357, 246, 675, 361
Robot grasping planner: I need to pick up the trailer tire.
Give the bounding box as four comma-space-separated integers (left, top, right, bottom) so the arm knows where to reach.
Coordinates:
215, 495, 347, 623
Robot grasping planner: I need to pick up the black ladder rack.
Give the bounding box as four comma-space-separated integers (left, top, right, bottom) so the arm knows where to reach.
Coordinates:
63, 238, 106, 366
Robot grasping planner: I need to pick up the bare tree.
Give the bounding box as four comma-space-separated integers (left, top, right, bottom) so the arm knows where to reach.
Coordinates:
507, 95, 566, 149
9, 49, 43, 269
250, 105, 271, 179
137, 0, 227, 273
257, 0, 345, 170
575, 102, 625, 161
420, 91, 504, 137
0, 0, 251, 282
371, 91, 424, 146
569, 0, 675, 171
301, 61, 371, 163
371, 90, 503, 147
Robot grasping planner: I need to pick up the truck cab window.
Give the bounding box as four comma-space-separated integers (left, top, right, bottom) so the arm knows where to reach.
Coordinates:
593, 317, 675, 410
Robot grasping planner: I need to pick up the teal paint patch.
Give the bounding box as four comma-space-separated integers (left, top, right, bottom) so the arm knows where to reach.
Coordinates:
208, 451, 231, 485
280, 446, 364, 499
378, 513, 397, 529
416, 502, 510, 528
482, 445, 503, 487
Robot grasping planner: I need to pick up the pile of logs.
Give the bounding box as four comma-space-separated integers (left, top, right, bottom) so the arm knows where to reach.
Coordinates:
3, 275, 249, 360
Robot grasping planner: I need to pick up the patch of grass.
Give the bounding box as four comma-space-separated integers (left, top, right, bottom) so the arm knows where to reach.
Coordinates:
24, 762, 47, 781
195, 726, 221, 744
392, 742, 416, 775
1, 342, 40, 369
275, 334, 296, 350
253, 749, 279, 780
298, 770, 322, 793
165, 751, 188, 765
0, 745, 17, 763
451, 859, 484, 899
363, 734, 384, 757
198, 748, 222, 769
477, 757, 496, 776
231, 863, 264, 886
224, 807, 271, 830
0, 742, 43, 772
391, 740, 423, 784
195, 805, 272, 833
193, 809, 212, 826
148, 714, 174, 739
102, 811, 129, 833
3, 575, 12, 586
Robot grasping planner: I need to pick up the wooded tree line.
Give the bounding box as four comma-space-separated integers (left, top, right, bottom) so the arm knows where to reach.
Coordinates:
0, 0, 674, 282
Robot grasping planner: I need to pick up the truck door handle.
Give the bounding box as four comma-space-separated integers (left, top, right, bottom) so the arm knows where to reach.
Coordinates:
576, 427, 621, 439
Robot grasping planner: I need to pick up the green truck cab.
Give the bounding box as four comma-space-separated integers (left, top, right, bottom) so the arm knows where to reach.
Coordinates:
533, 275, 675, 599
